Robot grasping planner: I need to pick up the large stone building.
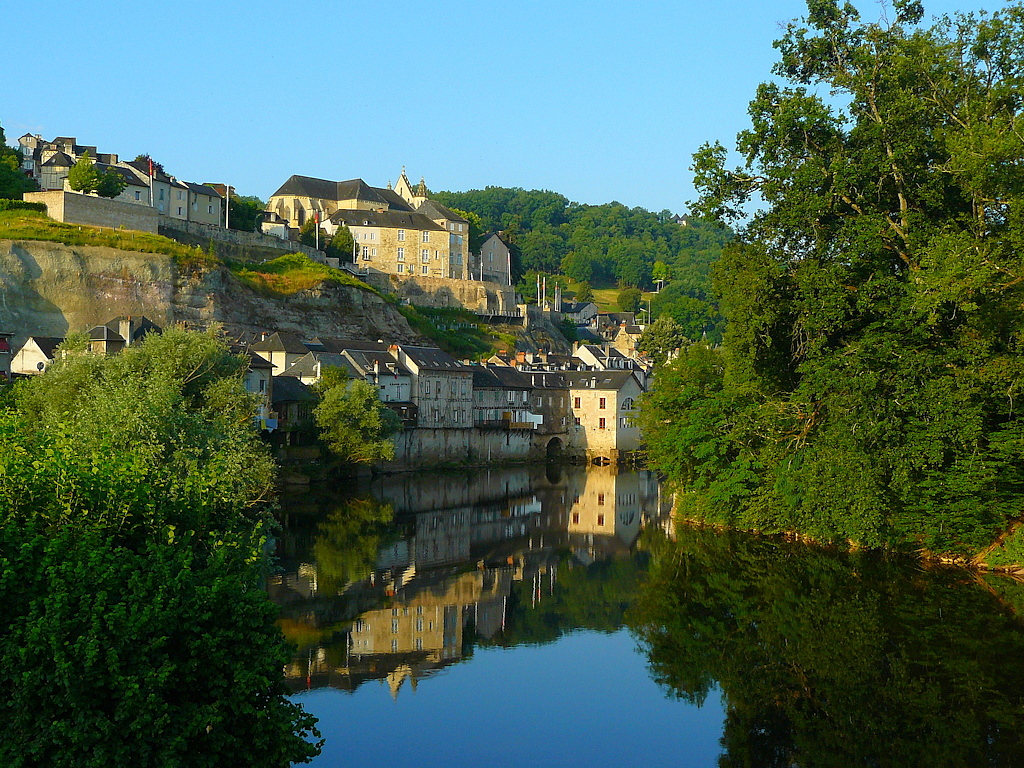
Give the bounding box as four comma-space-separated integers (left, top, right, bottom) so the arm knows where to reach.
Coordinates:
266, 169, 469, 279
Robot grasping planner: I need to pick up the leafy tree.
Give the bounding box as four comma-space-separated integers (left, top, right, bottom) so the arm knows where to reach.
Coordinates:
0, 122, 37, 200
228, 193, 265, 232
313, 367, 401, 464
450, 207, 485, 253
643, 1, 1024, 557
574, 281, 594, 303
638, 316, 688, 363
0, 327, 321, 766
132, 154, 165, 176
95, 167, 127, 198
66, 150, 101, 194
298, 216, 328, 250
326, 224, 355, 262
558, 316, 578, 343
617, 287, 642, 313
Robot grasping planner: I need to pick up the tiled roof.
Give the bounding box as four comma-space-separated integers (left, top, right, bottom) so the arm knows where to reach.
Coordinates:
250, 331, 312, 355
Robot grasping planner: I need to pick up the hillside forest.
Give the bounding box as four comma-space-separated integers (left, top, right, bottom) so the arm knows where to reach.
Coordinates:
433, 188, 732, 341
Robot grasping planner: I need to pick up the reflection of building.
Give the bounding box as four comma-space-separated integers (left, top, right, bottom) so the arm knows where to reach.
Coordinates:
565, 466, 649, 548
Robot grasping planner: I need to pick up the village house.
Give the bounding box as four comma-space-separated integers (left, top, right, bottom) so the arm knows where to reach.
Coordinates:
565, 370, 644, 464
87, 316, 161, 356
250, 331, 315, 374
11, 336, 65, 375
470, 233, 513, 286
389, 345, 474, 429
18, 134, 223, 223
470, 365, 538, 429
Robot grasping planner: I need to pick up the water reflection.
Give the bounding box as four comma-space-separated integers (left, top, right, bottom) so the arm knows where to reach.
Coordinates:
269, 465, 667, 696
628, 526, 1024, 767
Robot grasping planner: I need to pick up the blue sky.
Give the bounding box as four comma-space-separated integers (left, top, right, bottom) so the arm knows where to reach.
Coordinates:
3, 0, 1001, 213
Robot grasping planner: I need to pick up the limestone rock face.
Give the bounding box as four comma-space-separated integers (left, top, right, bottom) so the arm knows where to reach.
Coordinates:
0, 239, 423, 345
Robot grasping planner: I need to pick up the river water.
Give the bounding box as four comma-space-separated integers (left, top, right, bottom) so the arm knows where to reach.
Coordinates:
270, 465, 1024, 767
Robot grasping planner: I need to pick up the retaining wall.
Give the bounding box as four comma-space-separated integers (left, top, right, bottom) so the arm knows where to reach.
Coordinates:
24, 190, 160, 233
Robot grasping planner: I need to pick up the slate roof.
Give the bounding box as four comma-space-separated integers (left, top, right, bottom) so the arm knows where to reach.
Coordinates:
250, 331, 311, 355
93, 163, 149, 188
526, 372, 568, 389
398, 345, 473, 373
125, 159, 172, 184
315, 338, 390, 354
271, 375, 316, 404
25, 336, 65, 359
184, 181, 222, 198
41, 152, 74, 167
472, 367, 504, 389
342, 349, 411, 377
417, 199, 467, 223
329, 209, 445, 232
565, 370, 640, 391
375, 187, 414, 211
280, 352, 358, 379
88, 325, 124, 342
488, 365, 533, 390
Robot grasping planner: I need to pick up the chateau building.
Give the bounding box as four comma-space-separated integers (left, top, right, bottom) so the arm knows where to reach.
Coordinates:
267, 168, 469, 279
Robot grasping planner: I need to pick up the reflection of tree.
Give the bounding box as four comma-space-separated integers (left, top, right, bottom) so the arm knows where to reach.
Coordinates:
312, 498, 397, 595
628, 527, 1024, 767
481, 551, 649, 648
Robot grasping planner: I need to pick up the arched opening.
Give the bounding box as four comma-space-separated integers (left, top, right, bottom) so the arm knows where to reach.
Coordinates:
545, 437, 563, 461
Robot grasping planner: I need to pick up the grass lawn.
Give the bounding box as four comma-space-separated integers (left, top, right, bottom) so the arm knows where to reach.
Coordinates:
227, 253, 375, 296
0, 209, 215, 267
588, 286, 656, 314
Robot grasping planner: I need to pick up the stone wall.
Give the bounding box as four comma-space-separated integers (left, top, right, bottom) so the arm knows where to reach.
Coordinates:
355, 273, 519, 314
158, 217, 325, 262
25, 190, 160, 234
382, 427, 544, 470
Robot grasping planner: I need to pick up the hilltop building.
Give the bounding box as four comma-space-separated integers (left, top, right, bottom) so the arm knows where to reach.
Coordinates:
266, 168, 469, 279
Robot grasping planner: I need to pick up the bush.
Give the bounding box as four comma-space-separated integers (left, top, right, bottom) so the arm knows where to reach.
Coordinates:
0, 199, 46, 213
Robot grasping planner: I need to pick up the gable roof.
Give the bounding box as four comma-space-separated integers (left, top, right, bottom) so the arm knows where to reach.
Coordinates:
41, 152, 74, 167
315, 338, 390, 354
249, 331, 311, 355
184, 181, 222, 198
271, 375, 316, 404
416, 199, 467, 223
280, 351, 358, 379
397, 344, 473, 373
329, 209, 445, 232
24, 336, 65, 359
342, 349, 411, 377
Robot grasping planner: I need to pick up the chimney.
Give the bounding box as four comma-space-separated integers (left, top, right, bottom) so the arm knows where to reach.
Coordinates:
517, 351, 526, 363
119, 317, 133, 345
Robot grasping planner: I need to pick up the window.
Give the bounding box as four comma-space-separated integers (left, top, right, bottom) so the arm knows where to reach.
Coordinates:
422, 231, 430, 242
370, 232, 375, 240
598, 493, 605, 506
574, 417, 581, 426
597, 514, 605, 526
208, 204, 213, 214
397, 247, 405, 261
391, 619, 399, 633
421, 265, 428, 274
599, 397, 607, 409
177, 206, 183, 215
599, 417, 606, 429
134, 191, 141, 201
398, 264, 405, 273
361, 245, 369, 257
572, 512, 579, 524
391, 639, 399, 652
424, 381, 431, 394
415, 638, 423, 650
621, 397, 634, 410
398, 229, 405, 241
159, 189, 165, 200
573, 397, 581, 409
619, 417, 627, 428
177, 190, 183, 200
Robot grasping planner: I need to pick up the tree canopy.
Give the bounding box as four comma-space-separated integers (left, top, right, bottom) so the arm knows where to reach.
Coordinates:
641, 1, 1024, 558
0, 328, 321, 766
313, 367, 402, 464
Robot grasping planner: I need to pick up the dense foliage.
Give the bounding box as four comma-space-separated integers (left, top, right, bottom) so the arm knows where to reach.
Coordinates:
313, 367, 402, 464
433, 186, 732, 337
66, 151, 128, 198
0, 329, 321, 766
641, 1, 1024, 557
629, 526, 1024, 766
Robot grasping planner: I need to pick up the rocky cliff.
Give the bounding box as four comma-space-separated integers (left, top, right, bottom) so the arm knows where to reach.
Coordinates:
0, 239, 423, 344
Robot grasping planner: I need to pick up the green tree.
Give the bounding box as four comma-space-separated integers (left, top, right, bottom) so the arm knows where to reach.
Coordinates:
298, 216, 328, 250
574, 281, 594, 303
638, 316, 689, 363
227, 193, 265, 232
95, 167, 127, 198
0, 328, 321, 766
617, 287, 642, 313
66, 150, 100, 194
0, 122, 38, 200
644, 1, 1024, 557
326, 224, 355, 262
313, 368, 401, 464
451, 207, 485, 254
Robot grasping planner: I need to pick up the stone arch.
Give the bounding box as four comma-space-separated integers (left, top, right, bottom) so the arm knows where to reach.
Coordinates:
546, 437, 563, 460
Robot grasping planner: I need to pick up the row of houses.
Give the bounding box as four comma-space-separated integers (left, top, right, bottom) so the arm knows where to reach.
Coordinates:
18, 134, 225, 225
3, 320, 649, 463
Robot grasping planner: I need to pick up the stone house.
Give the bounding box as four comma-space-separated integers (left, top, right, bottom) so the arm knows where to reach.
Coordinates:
471, 365, 538, 429
565, 370, 644, 463
470, 233, 513, 286
389, 345, 474, 429
250, 331, 314, 374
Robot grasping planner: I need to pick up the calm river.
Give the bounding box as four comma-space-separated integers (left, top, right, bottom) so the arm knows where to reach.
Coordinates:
271, 465, 1024, 767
